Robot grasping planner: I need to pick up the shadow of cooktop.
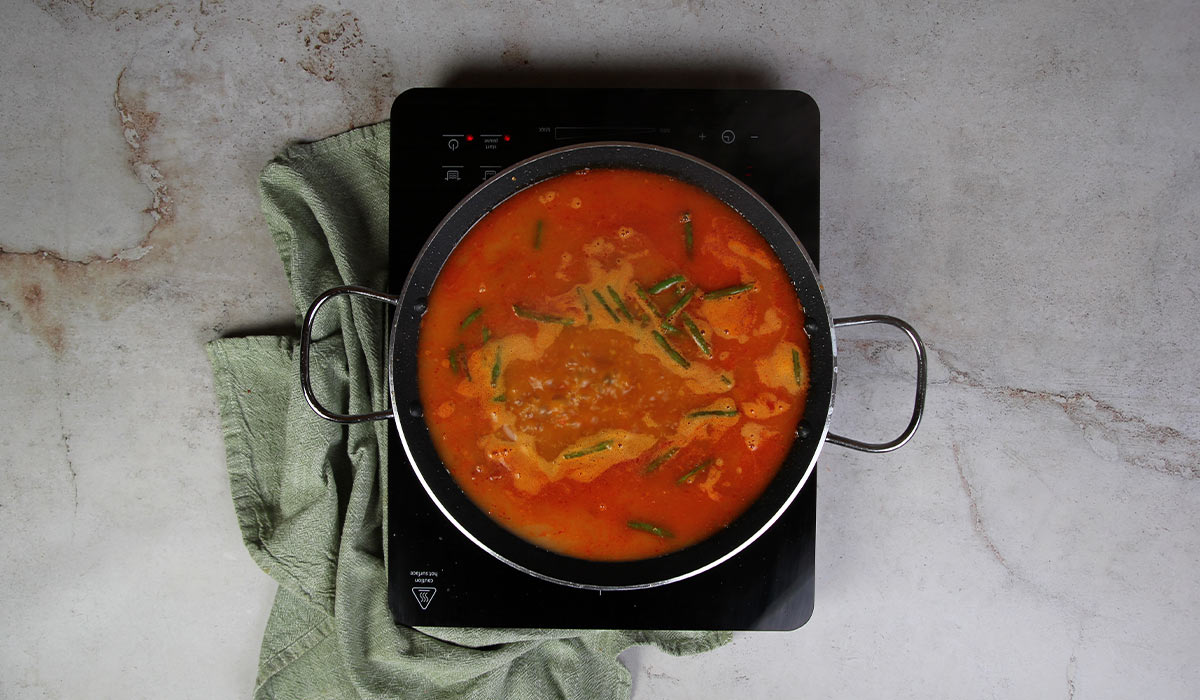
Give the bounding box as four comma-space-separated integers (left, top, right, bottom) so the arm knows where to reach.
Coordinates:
441, 60, 778, 90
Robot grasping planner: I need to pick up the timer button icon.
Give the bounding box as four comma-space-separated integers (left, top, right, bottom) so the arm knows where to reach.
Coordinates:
720, 129, 736, 144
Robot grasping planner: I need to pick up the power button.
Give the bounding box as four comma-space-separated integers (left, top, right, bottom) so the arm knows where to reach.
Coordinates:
721, 129, 736, 144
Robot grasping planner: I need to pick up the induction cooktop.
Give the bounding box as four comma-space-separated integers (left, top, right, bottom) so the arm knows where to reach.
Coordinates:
387, 88, 820, 630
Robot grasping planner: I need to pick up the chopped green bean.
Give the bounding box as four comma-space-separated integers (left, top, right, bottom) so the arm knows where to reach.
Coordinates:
649, 274, 685, 295
705, 282, 755, 299
676, 458, 714, 485
591, 290, 620, 323
562, 440, 613, 460
627, 520, 674, 538
481, 326, 491, 344
680, 313, 711, 357
513, 305, 575, 325
449, 344, 471, 381
684, 219, 694, 257
492, 392, 506, 403
634, 284, 663, 320
720, 374, 733, 386
687, 409, 739, 419
643, 446, 680, 474
460, 307, 483, 330
533, 219, 544, 249
661, 321, 681, 334
663, 289, 695, 322
575, 287, 593, 322
792, 348, 805, 387
651, 331, 690, 369
491, 347, 502, 387
606, 285, 635, 322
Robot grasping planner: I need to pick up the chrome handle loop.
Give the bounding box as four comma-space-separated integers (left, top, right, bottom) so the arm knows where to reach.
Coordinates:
299, 285, 399, 424
826, 315, 927, 453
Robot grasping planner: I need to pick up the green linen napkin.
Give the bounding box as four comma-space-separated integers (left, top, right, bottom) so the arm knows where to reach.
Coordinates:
206, 122, 729, 699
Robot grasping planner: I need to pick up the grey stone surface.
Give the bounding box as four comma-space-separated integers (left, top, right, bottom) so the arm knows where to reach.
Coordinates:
1, 0, 1196, 697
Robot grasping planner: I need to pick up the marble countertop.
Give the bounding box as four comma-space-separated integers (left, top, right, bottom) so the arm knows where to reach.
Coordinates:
2, 0, 1197, 697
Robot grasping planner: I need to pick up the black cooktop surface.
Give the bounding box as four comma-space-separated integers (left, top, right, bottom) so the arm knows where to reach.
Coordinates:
388, 88, 819, 630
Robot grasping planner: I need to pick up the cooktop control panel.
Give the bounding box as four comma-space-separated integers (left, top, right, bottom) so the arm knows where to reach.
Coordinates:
391, 88, 819, 278
388, 88, 820, 630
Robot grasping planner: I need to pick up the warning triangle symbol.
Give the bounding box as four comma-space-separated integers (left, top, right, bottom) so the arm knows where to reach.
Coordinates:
412, 587, 437, 610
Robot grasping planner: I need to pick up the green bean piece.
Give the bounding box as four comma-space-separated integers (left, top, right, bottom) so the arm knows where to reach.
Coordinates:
792, 348, 805, 387
449, 344, 471, 381
562, 440, 614, 460
481, 326, 491, 344
491, 346, 502, 387
492, 392, 506, 403
687, 409, 739, 419
460, 307, 483, 331
625, 287, 650, 323
720, 374, 733, 386
606, 285, 635, 322
651, 331, 690, 369
533, 219, 544, 249
663, 289, 695, 322
684, 219, 694, 257
705, 282, 755, 299
512, 305, 575, 325
676, 458, 715, 485
661, 321, 681, 334
576, 287, 593, 322
649, 274, 685, 295
627, 520, 674, 538
643, 446, 680, 474
634, 284, 663, 320
680, 313, 711, 357
591, 290, 620, 323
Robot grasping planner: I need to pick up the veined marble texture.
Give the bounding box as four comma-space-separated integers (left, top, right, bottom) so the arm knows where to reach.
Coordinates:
1, 0, 1196, 698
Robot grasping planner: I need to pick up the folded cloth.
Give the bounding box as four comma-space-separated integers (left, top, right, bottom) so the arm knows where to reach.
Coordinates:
206, 122, 730, 699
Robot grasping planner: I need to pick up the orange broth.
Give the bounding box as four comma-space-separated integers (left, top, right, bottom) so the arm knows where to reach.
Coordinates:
417, 168, 810, 561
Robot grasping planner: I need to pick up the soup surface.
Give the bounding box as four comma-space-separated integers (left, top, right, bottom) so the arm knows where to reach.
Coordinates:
417, 168, 810, 561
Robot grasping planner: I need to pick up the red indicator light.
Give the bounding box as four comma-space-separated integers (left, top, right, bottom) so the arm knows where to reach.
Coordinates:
503, 134, 511, 141
466, 134, 474, 141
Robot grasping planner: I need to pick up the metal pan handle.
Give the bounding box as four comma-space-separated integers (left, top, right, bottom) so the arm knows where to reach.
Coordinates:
826, 315, 927, 453
300, 285, 399, 424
